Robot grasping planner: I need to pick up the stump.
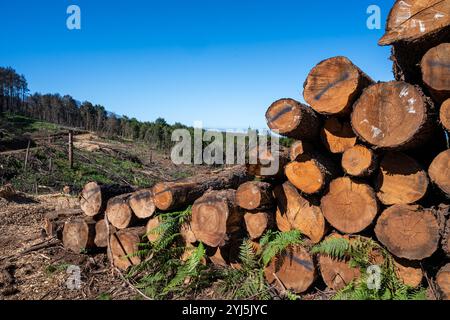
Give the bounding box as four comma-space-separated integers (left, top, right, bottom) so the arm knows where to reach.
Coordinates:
236, 181, 273, 210
110, 227, 146, 271
320, 118, 357, 154
429, 149, 450, 197
341, 145, 377, 177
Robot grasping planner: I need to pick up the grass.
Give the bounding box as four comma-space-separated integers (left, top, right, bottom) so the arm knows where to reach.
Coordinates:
45, 263, 72, 276
1, 113, 59, 135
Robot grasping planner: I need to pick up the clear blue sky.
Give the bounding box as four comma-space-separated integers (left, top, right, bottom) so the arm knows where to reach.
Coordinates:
0, 0, 395, 129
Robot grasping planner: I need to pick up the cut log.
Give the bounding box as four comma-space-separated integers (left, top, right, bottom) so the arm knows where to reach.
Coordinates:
273, 182, 326, 243
246, 146, 289, 180
289, 140, 313, 161
80, 182, 134, 217
191, 190, 244, 247
321, 177, 378, 234
429, 149, 450, 197
43, 208, 84, 239
153, 165, 250, 211
62, 218, 96, 253
376, 152, 429, 205
320, 118, 357, 154
436, 263, 450, 300
180, 220, 197, 245
303, 56, 374, 115
421, 43, 450, 103
341, 145, 377, 177
244, 211, 273, 240
285, 152, 338, 194
264, 245, 317, 294
375, 204, 440, 260
351, 81, 434, 150
105, 193, 136, 230
110, 227, 146, 271
146, 216, 162, 243
317, 234, 361, 291
265, 98, 321, 140
442, 218, 450, 257
94, 219, 108, 248
129, 189, 156, 219
440, 99, 450, 131
393, 258, 424, 288
236, 181, 273, 210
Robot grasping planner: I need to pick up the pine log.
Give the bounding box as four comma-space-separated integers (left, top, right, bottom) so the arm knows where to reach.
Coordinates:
236, 181, 273, 210
94, 219, 108, 248
321, 177, 378, 234
393, 258, 424, 288
153, 165, 250, 211
62, 218, 97, 253
110, 227, 146, 271
191, 189, 244, 247
106, 193, 137, 230
273, 182, 326, 243
265, 98, 321, 140
376, 152, 429, 205
285, 152, 338, 194
421, 43, 450, 103
80, 182, 134, 217
246, 146, 289, 180
320, 118, 357, 154
129, 189, 156, 219
244, 211, 274, 240
264, 245, 317, 294
180, 220, 197, 245
429, 149, 450, 197
375, 204, 440, 260
440, 99, 450, 131
436, 263, 450, 300
43, 208, 84, 239
146, 216, 162, 243
442, 218, 450, 257
351, 81, 434, 150
303, 56, 374, 115
289, 140, 313, 161
341, 145, 378, 177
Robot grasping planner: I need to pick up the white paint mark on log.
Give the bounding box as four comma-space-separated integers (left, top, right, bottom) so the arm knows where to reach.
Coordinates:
400, 87, 409, 97
408, 98, 416, 113
371, 126, 383, 138
360, 119, 369, 125
434, 13, 445, 19
419, 21, 426, 33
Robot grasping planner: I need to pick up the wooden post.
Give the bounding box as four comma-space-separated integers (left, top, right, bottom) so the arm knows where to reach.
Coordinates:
68, 130, 74, 169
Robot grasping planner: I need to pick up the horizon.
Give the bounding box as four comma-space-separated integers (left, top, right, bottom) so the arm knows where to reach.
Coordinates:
0, 0, 395, 129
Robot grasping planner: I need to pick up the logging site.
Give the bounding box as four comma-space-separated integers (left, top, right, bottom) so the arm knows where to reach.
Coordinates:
0, 0, 450, 304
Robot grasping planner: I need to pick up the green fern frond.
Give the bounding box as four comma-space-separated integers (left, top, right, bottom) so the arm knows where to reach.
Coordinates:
261, 230, 303, 266
311, 237, 350, 259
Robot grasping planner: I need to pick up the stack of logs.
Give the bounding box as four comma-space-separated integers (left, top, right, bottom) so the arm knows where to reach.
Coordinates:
44, 0, 450, 299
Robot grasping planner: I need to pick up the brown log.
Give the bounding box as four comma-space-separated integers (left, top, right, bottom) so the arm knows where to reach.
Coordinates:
273, 182, 326, 243
43, 208, 84, 239
429, 149, 450, 197
375, 204, 440, 260
146, 216, 162, 243
285, 152, 338, 195
265, 98, 321, 140
436, 263, 450, 300
442, 218, 450, 257
94, 219, 108, 248
393, 258, 424, 288
351, 81, 434, 150
320, 118, 357, 154
341, 145, 378, 177
236, 181, 273, 210
289, 140, 313, 161
129, 189, 156, 219
244, 211, 273, 240
180, 220, 197, 245
321, 177, 379, 234
110, 227, 146, 271
246, 146, 289, 180
421, 43, 450, 103
375, 152, 429, 205
303, 56, 374, 116
153, 165, 250, 211
80, 182, 134, 217
264, 245, 317, 294
191, 190, 243, 247
105, 193, 137, 230
62, 218, 96, 253
440, 99, 450, 131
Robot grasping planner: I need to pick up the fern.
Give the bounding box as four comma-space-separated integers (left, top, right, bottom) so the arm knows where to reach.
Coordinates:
311, 237, 350, 259
260, 230, 303, 266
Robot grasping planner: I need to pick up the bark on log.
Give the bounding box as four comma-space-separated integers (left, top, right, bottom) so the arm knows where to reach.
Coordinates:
191, 189, 244, 247
273, 182, 326, 243
129, 189, 156, 219
62, 218, 97, 253
110, 227, 146, 271
375, 152, 429, 205
80, 182, 134, 217
94, 219, 108, 248
153, 165, 250, 211
303, 56, 374, 116
265, 98, 321, 140
43, 208, 84, 239
244, 211, 274, 240
341, 145, 378, 177
440, 99, 450, 131
236, 181, 273, 210
320, 118, 357, 154
106, 193, 137, 230
375, 204, 440, 260
429, 149, 450, 197
285, 152, 338, 195
442, 218, 450, 257
351, 81, 435, 150
436, 263, 450, 300
321, 177, 379, 234
264, 245, 317, 294
421, 43, 450, 103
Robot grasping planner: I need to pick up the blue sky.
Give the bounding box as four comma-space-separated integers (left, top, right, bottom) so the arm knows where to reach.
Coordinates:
0, 0, 395, 129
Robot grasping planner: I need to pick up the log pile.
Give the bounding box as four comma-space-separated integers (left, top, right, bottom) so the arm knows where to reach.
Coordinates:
48, 0, 449, 299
